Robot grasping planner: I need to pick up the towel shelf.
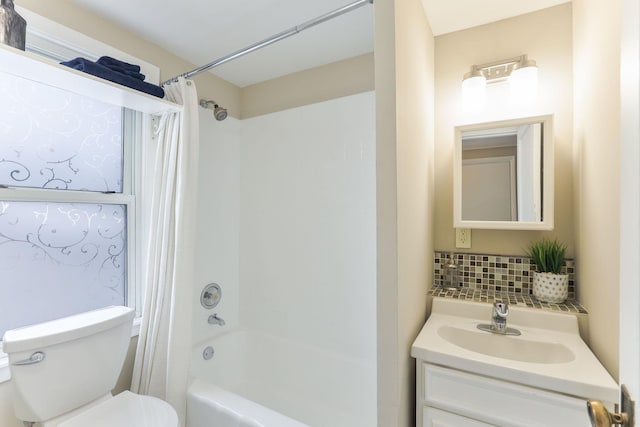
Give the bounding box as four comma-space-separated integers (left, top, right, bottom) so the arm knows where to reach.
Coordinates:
0, 43, 181, 115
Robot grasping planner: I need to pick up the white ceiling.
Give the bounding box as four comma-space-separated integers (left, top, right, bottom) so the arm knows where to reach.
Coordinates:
421, 0, 570, 36
73, 0, 570, 88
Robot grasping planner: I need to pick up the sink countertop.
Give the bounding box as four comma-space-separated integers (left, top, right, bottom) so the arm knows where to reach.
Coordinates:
428, 287, 588, 314
411, 297, 618, 404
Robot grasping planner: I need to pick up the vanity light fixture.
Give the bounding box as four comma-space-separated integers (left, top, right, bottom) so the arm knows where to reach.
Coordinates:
461, 55, 538, 109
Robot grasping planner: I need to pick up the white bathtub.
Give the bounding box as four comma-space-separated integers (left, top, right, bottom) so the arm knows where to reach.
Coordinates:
187, 379, 307, 427
187, 330, 376, 427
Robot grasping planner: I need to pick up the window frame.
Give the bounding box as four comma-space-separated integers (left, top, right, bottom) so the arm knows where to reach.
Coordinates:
0, 108, 143, 336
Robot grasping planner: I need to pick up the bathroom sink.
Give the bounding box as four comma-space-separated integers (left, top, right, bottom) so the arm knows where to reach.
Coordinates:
411, 297, 619, 404
437, 324, 575, 364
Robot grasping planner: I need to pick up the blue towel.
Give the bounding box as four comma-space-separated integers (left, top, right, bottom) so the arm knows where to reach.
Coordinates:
105, 65, 145, 81
97, 56, 145, 80
61, 58, 165, 99
97, 56, 141, 73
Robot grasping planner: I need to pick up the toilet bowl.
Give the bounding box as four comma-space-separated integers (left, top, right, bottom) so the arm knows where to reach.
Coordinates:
2, 306, 178, 427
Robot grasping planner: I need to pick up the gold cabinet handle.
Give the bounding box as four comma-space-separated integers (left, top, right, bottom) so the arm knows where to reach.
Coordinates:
587, 400, 629, 426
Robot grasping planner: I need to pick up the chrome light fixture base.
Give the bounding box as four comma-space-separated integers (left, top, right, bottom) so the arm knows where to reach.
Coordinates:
463, 55, 537, 84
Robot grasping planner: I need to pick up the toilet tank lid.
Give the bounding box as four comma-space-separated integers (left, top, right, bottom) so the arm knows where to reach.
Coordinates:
2, 306, 135, 353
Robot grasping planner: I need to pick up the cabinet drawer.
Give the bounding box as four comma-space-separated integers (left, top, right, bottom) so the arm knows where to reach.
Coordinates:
424, 406, 493, 427
423, 364, 590, 427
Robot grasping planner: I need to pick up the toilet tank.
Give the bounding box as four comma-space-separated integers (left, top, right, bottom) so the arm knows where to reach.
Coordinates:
2, 306, 135, 422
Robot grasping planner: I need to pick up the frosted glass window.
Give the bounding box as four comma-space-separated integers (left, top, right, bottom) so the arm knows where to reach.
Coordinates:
0, 72, 123, 192
0, 201, 126, 337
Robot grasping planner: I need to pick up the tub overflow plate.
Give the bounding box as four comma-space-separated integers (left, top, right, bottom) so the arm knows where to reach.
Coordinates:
203, 346, 215, 360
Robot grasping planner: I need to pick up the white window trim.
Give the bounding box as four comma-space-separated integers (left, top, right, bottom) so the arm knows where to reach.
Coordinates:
0, 10, 158, 384
16, 6, 160, 85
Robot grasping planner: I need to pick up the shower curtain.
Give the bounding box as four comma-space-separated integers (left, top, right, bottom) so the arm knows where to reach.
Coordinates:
131, 77, 199, 427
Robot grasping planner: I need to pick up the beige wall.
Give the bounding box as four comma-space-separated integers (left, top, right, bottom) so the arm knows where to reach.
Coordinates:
241, 53, 374, 119
0, 382, 24, 427
395, 0, 435, 421
374, 0, 399, 423
434, 4, 575, 256
0, 380, 21, 427
376, 0, 434, 425
572, 0, 621, 380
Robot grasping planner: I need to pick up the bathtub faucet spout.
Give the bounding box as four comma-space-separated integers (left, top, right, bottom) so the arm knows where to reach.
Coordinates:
208, 314, 225, 326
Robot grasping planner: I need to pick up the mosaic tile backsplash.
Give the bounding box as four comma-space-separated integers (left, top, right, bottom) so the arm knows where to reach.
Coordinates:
434, 251, 576, 300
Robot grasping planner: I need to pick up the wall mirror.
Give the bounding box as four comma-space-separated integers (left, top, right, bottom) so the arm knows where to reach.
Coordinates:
453, 115, 554, 230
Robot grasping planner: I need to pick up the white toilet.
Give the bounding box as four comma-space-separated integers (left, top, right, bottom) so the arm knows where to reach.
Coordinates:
3, 306, 178, 427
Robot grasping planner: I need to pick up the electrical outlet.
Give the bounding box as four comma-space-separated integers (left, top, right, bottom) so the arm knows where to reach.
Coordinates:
456, 228, 471, 248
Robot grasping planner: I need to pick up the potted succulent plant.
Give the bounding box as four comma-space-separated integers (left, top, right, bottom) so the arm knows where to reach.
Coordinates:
527, 238, 568, 303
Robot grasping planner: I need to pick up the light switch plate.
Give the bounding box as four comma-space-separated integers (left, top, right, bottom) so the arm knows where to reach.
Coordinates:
456, 228, 471, 248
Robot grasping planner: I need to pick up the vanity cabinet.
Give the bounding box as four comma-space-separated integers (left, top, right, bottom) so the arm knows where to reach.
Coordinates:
417, 363, 592, 427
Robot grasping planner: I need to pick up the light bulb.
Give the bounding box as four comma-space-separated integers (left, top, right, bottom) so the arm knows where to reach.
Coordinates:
461, 74, 487, 112
510, 64, 538, 104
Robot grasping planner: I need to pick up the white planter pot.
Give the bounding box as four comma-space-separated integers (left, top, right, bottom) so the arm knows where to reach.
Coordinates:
532, 272, 568, 303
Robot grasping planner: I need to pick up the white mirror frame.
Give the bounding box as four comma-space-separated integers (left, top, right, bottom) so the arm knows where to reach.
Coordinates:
453, 114, 554, 230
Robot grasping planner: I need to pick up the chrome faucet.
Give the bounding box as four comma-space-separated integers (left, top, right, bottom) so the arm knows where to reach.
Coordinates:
208, 314, 225, 326
477, 301, 521, 336
491, 302, 509, 333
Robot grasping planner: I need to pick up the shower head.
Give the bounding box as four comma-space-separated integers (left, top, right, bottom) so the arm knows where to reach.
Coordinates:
199, 99, 228, 121
213, 105, 228, 121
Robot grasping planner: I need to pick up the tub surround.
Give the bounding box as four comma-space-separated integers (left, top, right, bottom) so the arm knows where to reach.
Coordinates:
193, 92, 376, 426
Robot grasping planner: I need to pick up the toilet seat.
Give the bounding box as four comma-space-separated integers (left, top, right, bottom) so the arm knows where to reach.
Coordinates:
55, 391, 178, 427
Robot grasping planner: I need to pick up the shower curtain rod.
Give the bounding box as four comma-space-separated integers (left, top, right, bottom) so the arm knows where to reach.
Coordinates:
161, 0, 373, 86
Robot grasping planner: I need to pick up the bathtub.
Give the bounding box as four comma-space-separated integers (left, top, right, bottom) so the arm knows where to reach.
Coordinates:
187, 330, 376, 427
188, 379, 307, 427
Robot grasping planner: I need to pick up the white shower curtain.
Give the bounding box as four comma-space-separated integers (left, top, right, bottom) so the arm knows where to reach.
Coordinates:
131, 77, 199, 427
